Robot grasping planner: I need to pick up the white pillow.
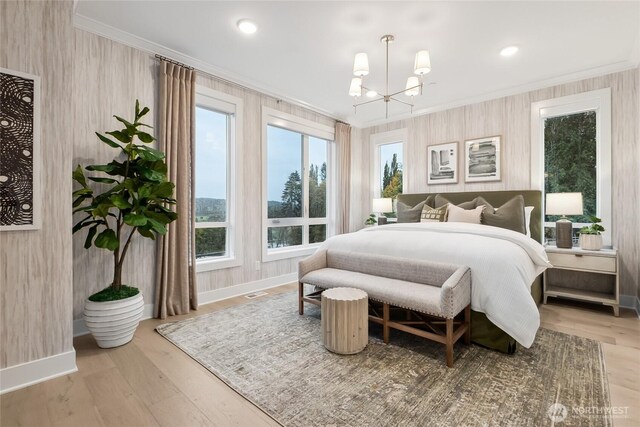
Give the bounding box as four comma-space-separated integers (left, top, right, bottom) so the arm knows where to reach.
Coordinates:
446, 203, 484, 224
525, 206, 534, 237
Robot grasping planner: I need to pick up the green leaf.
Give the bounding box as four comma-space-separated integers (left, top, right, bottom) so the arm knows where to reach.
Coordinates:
86, 164, 117, 173
135, 146, 164, 161
137, 132, 155, 143
106, 130, 131, 144
95, 229, 119, 251
141, 168, 165, 182
147, 218, 167, 234
72, 165, 88, 187
135, 99, 140, 118
92, 203, 112, 218
110, 194, 132, 209
84, 225, 98, 249
72, 187, 93, 197
96, 132, 121, 149
124, 213, 148, 227
138, 227, 155, 239
138, 106, 150, 118
72, 215, 93, 233
151, 182, 174, 199
88, 176, 118, 184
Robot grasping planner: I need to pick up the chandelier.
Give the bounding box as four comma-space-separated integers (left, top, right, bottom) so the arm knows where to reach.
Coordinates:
348, 34, 431, 118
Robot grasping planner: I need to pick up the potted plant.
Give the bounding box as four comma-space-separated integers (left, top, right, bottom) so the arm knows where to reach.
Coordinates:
579, 215, 605, 251
72, 101, 177, 348
364, 213, 377, 227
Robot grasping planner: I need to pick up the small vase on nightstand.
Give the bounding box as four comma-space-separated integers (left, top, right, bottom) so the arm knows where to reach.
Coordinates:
580, 234, 603, 251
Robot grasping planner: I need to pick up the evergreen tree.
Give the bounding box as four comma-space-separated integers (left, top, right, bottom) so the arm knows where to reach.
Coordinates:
383, 162, 390, 190
281, 170, 302, 217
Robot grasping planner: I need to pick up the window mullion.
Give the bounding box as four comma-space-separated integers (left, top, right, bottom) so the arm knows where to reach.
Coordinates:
302, 134, 310, 246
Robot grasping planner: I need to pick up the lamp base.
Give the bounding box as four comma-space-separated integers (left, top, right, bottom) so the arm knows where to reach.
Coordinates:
377, 216, 387, 226
555, 219, 573, 248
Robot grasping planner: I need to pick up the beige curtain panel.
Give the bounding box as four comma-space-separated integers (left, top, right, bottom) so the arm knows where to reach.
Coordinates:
335, 122, 351, 234
155, 61, 198, 318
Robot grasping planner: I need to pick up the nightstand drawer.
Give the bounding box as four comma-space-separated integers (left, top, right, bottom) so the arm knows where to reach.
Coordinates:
547, 252, 616, 273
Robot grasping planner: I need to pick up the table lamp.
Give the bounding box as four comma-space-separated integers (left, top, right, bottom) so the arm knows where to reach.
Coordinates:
372, 198, 393, 225
545, 193, 583, 248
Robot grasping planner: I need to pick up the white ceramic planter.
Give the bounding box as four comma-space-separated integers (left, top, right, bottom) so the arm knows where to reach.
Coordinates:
580, 234, 603, 251
84, 292, 144, 348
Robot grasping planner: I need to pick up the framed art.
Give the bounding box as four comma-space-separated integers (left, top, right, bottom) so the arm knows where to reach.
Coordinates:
464, 135, 501, 182
427, 142, 458, 184
0, 67, 41, 230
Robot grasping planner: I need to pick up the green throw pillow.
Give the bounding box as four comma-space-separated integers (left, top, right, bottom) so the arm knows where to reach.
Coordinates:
477, 195, 526, 234
397, 200, 427, 223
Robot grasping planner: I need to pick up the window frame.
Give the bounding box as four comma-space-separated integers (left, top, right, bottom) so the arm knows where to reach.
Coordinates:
194, 86, 244, 272
261, 107, 335, 262
370, 128, 407, 209
530, 88, 612, 246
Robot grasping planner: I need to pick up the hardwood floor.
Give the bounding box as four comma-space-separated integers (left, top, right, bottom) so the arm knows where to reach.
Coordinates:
1, 284, 638, 427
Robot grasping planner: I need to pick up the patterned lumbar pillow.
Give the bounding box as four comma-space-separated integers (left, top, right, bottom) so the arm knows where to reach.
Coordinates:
420, 205, 448, 222
397, 200, 427, 223
446, 203, 484, 224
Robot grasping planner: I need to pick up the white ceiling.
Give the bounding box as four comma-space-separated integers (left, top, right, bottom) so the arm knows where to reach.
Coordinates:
75, 1, 640, 127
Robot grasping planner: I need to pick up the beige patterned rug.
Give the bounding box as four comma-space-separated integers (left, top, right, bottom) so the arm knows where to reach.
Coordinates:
156, 292, 611, 427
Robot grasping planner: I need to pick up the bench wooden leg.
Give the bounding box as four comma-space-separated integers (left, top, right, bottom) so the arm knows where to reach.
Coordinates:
383, 303, 390, 344
298, 282, 304, 315
464, 305, 471, 345
446, 318, 454, 368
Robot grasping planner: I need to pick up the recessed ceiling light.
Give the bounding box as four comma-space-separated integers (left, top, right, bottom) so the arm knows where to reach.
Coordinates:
500, 46, 519, 57
237, 19, 257, 34
366, 90, 378, 98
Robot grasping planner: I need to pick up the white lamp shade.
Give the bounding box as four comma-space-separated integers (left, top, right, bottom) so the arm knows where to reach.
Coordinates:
353, 53, 369, 77
372, 198, 393, 213
414, 50, 431, 75
348, 77, 362, 97
405, 76, 420, 96
545, 192, 584, 216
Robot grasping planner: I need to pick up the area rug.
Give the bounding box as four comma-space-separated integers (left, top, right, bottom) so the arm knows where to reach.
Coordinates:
156, 292, 611, 427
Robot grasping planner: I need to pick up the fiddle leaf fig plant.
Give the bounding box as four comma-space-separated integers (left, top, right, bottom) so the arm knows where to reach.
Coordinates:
72, 101, 177, 301
579, 215, 605, 235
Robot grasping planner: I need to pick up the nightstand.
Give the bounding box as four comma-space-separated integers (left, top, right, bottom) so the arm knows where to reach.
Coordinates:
543, 245, 619, 316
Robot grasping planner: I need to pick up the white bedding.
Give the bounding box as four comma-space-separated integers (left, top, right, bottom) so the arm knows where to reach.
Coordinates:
319, 222, 552, 348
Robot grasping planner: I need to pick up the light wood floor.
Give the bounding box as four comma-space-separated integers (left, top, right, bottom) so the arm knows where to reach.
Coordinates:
1, 284, 638, 427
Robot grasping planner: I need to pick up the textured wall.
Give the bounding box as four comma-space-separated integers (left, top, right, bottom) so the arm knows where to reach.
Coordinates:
351, 69, 639, 297
0, 0, 74, 368
69, 30, 335, 317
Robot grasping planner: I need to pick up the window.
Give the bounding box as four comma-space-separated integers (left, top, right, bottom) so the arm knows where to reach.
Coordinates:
195, 87, 243, 271
262, 108, 334, 261
531, 88, 611, 245
371, 129, 407, 216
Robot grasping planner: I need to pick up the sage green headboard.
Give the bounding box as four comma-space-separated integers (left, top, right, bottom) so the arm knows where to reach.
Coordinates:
396, 190, 543, 243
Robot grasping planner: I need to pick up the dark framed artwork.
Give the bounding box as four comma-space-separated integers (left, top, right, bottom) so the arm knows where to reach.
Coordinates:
464, 135, 501, 182
427, 142, 458, 184
0, 68, 41, 230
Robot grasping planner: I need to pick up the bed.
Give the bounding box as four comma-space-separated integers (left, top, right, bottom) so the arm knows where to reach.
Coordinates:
324, 190, 549, 353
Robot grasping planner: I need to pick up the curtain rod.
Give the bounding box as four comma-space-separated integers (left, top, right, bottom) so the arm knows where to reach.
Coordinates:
153, 54, 342, 124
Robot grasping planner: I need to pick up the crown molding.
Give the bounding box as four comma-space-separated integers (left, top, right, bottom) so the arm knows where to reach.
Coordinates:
356, 60, 638, 129
72, 13, 341, 123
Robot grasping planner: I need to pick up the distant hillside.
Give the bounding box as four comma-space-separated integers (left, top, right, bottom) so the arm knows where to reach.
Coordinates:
195, 198, 226, 222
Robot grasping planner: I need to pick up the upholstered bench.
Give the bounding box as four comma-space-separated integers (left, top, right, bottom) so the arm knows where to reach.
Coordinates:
298, 249, 471, 367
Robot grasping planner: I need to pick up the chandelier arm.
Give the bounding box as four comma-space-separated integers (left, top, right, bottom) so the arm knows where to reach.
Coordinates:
389, 96, 414, 107
353, 97, 386, 107
388, 84, 422, 98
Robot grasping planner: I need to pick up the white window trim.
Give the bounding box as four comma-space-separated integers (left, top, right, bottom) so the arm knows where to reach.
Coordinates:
530, 88, 612, 246
261, 107, 335, 262
370, 128, 408, 208
195, 86, 244, 272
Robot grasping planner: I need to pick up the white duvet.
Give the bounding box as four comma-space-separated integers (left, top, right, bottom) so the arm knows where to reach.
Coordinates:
319, 222, 552, 348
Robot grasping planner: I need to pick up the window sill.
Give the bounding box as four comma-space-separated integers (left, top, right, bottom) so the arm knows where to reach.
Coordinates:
196, 256, 241, 273
263, 245, 319, 262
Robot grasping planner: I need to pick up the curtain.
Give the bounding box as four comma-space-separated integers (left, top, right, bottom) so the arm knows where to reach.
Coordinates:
155, 60, 198, 318
335, 122, 351, 234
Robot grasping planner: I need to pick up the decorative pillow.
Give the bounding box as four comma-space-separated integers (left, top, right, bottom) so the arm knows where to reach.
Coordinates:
476, 195, 526, 234
420, 205, 448, 222
435, 194, 477, 209
397, 200, 426, 223
446, 203, 484, 224
424, 194, 436, 208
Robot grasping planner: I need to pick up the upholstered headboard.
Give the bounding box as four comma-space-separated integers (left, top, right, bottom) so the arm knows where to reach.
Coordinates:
396, 190, 543, 243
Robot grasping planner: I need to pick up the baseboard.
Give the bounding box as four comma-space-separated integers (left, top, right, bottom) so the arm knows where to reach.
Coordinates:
198, 273, 298, 306
73, 303, 155, 337
620, 294, 640, 317
0, 350, 77, 395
